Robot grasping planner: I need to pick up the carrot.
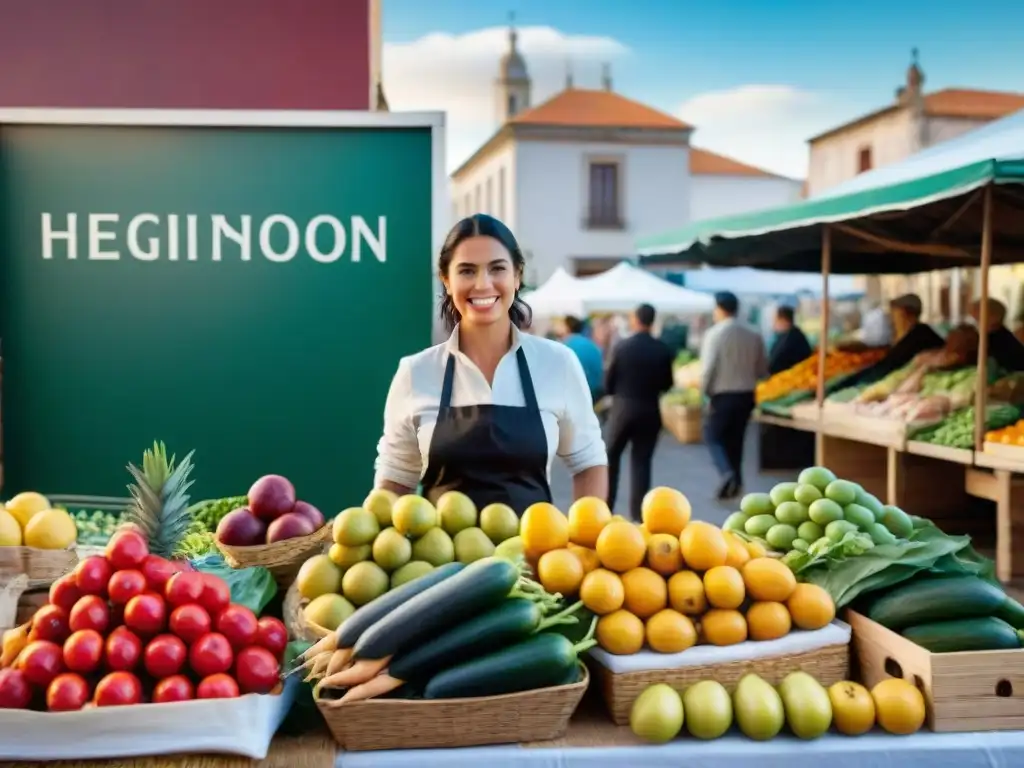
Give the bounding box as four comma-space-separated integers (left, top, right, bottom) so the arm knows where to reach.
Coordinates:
337, 674, 404, 703
319, 656, 391, 690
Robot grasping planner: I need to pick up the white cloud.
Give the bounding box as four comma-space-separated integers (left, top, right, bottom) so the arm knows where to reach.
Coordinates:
383, 26, 629, 171
677, 85, 854, 179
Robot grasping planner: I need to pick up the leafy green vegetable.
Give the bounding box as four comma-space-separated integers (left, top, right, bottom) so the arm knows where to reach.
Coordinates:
794, 517, 994, 608
189, 552, 277, 614
189, 495, 249, 533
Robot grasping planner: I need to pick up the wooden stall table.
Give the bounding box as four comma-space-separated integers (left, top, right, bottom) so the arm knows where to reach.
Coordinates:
970, 447, 1024, 582
753, 410, 819, 473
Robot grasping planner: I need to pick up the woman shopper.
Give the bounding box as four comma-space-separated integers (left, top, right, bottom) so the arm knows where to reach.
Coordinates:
373, 214, 608, 513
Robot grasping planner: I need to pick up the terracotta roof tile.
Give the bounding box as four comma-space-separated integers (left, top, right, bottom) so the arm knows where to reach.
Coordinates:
689, 147, 776, 177
923, 88, 1024, 119
509, 88, 691, 130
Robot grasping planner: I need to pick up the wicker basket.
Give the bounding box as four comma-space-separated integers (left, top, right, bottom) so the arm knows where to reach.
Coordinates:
660, 402, 703, 444
592, 638, 850, 725
318, 665, 589, 751
0, 546, 78, 589
282, 581, 331, 643
215, 524, 331, 586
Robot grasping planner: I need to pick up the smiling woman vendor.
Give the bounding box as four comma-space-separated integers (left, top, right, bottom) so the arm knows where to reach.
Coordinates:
374, 214, 609, 514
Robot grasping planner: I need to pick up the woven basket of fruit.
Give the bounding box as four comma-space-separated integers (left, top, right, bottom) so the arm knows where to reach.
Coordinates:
1, 493, 82, 588
282, 580, 330, 643
214, 474, 331, 586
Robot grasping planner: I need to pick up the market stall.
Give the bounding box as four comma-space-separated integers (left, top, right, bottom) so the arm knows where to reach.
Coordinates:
637, 106, 1024, 578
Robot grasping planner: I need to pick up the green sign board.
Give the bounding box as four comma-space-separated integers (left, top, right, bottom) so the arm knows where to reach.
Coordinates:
0, 112, 440, 515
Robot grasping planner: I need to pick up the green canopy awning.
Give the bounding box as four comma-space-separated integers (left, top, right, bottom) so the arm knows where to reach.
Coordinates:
638, 110, 1024, 275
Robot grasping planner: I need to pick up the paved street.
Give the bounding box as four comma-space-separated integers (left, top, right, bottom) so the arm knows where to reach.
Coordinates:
550, 426, 786, 525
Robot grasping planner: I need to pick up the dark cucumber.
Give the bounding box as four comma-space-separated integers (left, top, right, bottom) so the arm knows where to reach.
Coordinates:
902, 616, 1024, 653
866, 576, 1024, 630
389, 599, 582, 683
337, 562, 464, 648
423, 621, 597, 699
353, 557, 522, 661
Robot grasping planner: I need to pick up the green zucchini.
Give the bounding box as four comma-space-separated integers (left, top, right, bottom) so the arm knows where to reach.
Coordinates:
336, 562, 465, 649
389, 598, 582, 683
902, 616, 1024, 653
423, 620, 597, 699
866, 576, 1024, 630
353, 557, 521, 661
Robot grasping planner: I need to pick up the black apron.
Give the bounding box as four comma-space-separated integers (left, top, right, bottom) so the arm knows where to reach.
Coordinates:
420, 347, 553, 515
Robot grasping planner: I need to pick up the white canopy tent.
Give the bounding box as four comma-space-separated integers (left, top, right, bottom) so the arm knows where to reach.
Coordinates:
519, 267, 587, 317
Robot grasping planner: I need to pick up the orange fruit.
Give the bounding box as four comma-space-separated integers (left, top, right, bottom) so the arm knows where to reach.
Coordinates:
621, 567, 668, 619
641, 487, 692, 536
746, 601, 792, 641
703, 566, 745, 610
667, 570, 707, 615
567, 543, 601, 574
647, 533, 683, 576
724, 533, 751, 569
580, 568, 625, 615
742, 557, 798, 602
871, 679, 926, 735
596, 609, 645, 655
786, 583, 836, 630
679, 521, 728, 572
828, 681, 876, 736
520, 502, 569, 558
700, 608, 748, 646
645, 609, 697, 654
567, 496, 611, 548
537, 548, 585, 597
595, 520, 646, 573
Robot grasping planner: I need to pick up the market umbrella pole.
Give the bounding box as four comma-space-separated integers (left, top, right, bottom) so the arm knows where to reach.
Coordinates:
815, 225, 832, 466
974, 184, 993, 452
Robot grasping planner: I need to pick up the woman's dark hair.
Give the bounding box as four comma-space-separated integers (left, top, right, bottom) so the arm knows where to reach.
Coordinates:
438, 213, 533, 332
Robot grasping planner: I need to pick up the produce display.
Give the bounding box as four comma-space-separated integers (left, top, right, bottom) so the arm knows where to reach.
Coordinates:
629, 673, 925, 743
295, 490, 520, 630
67, 508, 124, 546
292, 555, 592, 703
216, 475, 326, 547
912, 404, 1020, 449
0, 492, 78, 550
661, 387, 702, 408
755, 349, 886, 405
0, 528, 288, 709
986, 417, 1024, 447
724, 467, 913, 570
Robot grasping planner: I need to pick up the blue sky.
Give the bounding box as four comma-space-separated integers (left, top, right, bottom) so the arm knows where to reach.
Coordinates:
381, 0, 1024, 177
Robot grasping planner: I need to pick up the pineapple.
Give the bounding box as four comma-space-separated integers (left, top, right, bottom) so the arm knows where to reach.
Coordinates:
124, 441, 196, 559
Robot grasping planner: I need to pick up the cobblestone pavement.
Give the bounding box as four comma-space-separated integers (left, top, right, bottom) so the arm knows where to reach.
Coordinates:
550, 427, 787, 526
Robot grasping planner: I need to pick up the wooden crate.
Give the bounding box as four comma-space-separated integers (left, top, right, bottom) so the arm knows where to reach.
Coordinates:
660, 403, 702, 444
848, 609, 1024, 732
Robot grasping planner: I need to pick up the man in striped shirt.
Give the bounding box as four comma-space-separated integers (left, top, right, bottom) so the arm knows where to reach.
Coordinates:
700, 292, 768, 500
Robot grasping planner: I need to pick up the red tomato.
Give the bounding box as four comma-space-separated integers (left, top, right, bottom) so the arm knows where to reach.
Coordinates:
198, 574, 231, 616
169, 604, 211, 645
105, 530, 149, 570
48, 575, 83, 613
144, 634, 187, 678
141, 555, 177, 592
93, 671, 143, 707
165, 572, 205, 607
108, 569, 147, 605
68, 595, 110, 634
255, 617, 288, 658
74, 556, 114, 596
188, 633, 233, 677
46, 672, 91, 712
124, 592, 166, 636
152, 675, 194, 703
197, 673, 239, 700
19, 640, 64, 688
63, 629, 104, 674
235, 646, 280, 694
0, 669, 32, 709
105, 627, 143, 672
30, 604, 70, 644
215, 604, 259, 651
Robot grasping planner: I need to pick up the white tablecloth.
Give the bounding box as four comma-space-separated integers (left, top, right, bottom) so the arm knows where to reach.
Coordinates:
336, 729, 1024, 768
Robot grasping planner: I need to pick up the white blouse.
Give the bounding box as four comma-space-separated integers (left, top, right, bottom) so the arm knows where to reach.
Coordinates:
374, 325, 608, 490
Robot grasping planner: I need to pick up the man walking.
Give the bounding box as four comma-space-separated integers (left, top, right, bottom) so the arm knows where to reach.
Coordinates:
604, 304, 675, 520
559, 316, 605, 402
701, 292, 768, 500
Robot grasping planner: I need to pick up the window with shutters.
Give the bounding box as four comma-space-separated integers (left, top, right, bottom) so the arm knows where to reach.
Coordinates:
857, 146, 873, 174
586, 162, 623, 229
